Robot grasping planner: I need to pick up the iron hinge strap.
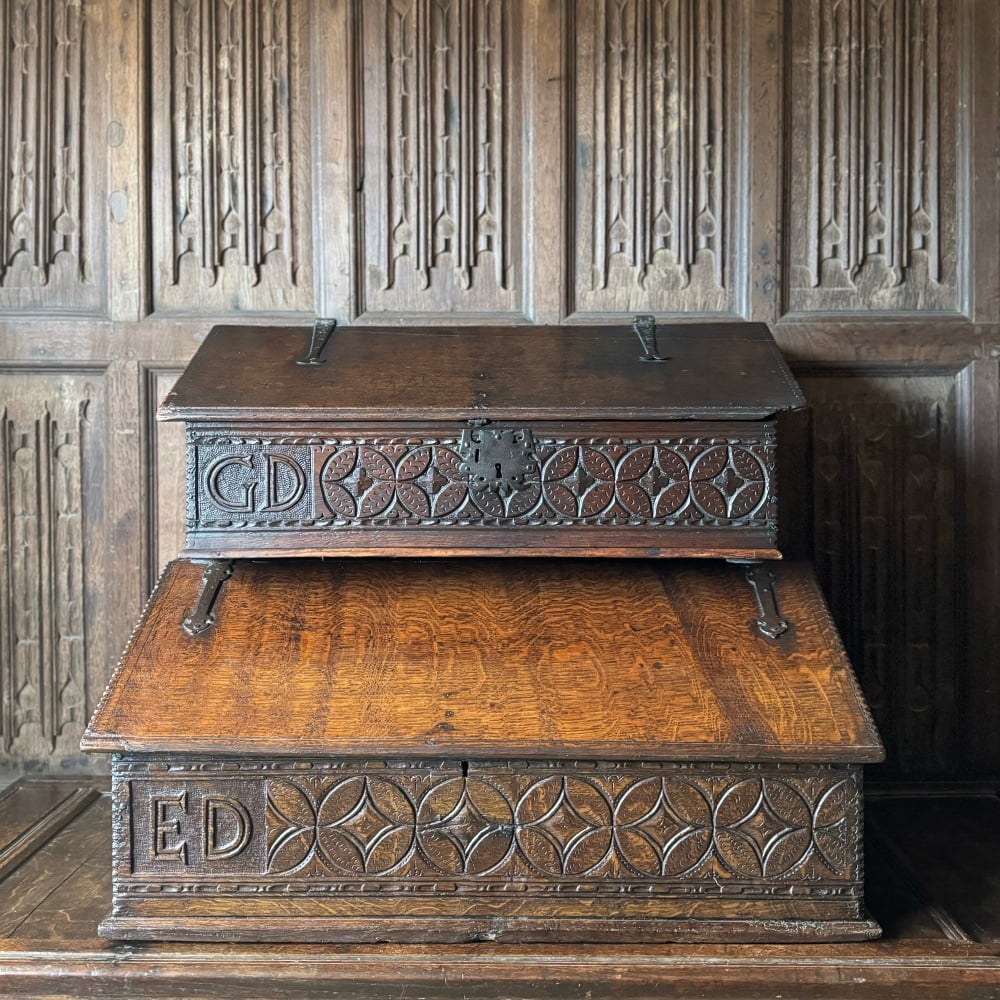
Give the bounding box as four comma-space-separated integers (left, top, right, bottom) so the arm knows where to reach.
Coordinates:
730, 561, 790, 640
182, 560, 235, 637
296, 318, 337, 365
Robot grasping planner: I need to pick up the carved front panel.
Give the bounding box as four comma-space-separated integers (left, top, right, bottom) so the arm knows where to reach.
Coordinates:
785, 0, 960, 313
802, 371, 959, 775
571, 0, 743, 316
0, 372, 98, 759
114, 758, 863, 901
187, 429, 777, 535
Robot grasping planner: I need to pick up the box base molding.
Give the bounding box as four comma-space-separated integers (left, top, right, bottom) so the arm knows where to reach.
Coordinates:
99, 914, 882, 945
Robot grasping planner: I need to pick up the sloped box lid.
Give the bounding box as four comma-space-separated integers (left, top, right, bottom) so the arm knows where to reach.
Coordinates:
83, 558, 882, 763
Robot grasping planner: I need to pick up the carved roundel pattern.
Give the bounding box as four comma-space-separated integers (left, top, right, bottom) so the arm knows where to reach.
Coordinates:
195, 436, 775, 529
514, 776, 615, 876
613, 777, 714, 877
316, 776, 416, 875
266, 777, 416, 875
260, 769, 857, 884
689, 447, 767, 519
415, 777, 515, 874
713, 779, 813, 878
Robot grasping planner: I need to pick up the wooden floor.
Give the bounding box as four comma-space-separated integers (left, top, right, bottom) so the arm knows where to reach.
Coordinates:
0, 779, 998, 998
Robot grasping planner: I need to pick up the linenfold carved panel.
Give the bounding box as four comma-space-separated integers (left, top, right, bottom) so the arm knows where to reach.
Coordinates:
355, 0, 523, 316
786, 0, 960, 313
0, 0, 104, 312
151, 0, 312, 312
0, 375, 94, 758
803, 373, 958, 774
571, 0, 741, 316
117, 758, 862, 897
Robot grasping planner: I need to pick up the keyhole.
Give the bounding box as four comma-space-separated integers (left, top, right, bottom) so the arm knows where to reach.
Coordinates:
495, 463, 502, 480
474, 448, 480, 463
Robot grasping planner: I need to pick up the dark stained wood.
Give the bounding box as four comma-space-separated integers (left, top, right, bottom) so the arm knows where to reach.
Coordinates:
1, 781, 1000, 996
183, 530, 784, 562
159, 323, 805, 422
168, 322, 802, 561
181, 420, 786, 561
81, 559, 881, 762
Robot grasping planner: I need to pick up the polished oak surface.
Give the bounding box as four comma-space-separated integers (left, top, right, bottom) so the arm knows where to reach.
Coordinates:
159, 323, 805, 423
83, 559, 882, 761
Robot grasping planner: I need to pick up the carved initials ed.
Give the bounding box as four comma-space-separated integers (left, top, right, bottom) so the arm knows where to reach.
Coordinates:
149, 793, 252, 864
204, 797, 253, 860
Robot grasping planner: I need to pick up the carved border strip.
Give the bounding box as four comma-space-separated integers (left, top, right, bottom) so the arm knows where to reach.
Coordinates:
187, 432, 778, 533
114, 757, 862, 898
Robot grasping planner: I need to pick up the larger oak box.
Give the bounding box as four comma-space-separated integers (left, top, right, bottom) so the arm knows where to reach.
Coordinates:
82, 558, 883, 944
160, 321, 804, 560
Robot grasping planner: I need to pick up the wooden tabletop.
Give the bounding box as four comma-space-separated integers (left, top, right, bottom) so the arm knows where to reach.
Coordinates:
159, 323, 805, 422
83, 559, 882, 762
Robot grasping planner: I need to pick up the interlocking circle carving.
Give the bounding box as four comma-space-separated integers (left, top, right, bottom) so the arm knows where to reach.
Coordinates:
614, 777, 714, 877
515, 776, 614, 876
416, 777, 516, 874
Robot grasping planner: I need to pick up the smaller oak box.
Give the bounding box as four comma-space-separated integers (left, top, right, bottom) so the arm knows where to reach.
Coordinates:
160, 321, 804, 560
83, 558, 883, 944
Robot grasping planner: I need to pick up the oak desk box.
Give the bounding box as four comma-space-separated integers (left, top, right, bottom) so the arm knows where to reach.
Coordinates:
82, 558, 883, 944
161, 321, 804, 560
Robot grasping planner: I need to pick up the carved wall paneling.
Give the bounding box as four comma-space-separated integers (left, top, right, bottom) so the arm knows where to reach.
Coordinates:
966, 0, 1000, 323
784, 0, 964, 315
569, 0, 746, 318
150, 0, 313, 314
0, 368, 106, 765
955, 359, 1000, 775
0, 0, 108, 315
799, 368, 960, 776
0, 0, 997, 786
341, 0, 530, 320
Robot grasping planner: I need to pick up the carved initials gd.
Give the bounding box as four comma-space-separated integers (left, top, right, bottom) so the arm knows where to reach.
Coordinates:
205, 453, 305, 513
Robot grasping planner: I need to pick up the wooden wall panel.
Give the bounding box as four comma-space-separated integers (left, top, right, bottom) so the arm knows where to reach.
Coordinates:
150, 0, 313, 314
0, 368, 105, 764
799, 370, 959, 776
0, 0, 107, 315
784, 0, 963, 315
569, 0, 745, 317
348, 0, 527, 320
